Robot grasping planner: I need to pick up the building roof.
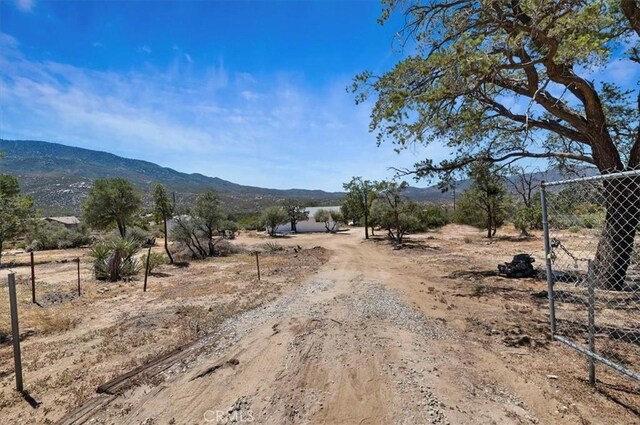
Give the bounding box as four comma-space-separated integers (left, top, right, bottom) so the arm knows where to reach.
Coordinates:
44, 216, 80, 225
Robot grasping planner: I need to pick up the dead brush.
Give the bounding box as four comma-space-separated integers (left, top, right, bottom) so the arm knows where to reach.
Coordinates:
31, 308, 79, 335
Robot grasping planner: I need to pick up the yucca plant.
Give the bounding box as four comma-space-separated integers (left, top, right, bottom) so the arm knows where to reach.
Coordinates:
90, 236, 142, 281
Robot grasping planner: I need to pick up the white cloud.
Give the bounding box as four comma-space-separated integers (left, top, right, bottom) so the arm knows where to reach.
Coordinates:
137, 45, 152, 54
0, 34, 438, 190
14, 0, 35, 12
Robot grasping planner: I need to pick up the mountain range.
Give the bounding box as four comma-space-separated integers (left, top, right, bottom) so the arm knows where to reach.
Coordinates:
0, 139, 588, 216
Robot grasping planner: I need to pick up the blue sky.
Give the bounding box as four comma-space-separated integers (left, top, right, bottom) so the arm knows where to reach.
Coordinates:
0, 0, 448, 191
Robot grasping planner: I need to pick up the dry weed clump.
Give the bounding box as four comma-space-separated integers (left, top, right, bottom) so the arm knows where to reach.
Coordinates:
31, 309, 79, 335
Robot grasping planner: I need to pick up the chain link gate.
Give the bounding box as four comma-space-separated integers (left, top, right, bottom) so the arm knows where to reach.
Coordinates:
541, 170, 640, 385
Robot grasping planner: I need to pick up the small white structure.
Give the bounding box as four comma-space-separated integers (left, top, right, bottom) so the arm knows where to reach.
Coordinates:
278, 206, 342, 233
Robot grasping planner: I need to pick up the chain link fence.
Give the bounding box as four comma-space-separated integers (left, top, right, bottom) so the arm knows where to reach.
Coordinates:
541, 169, 640, 384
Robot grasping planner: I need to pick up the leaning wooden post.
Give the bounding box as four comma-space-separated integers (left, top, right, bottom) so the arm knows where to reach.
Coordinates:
30, 252, 36, 304
8, 273, 24, 392
143, 247, 151, 292
255, 251, 261, 281
76, 257, 81, 297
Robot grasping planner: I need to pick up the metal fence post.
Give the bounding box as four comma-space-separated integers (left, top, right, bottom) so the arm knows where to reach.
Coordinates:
587, 260, 596, 386
76, 257, 81, 297
30, 252, 36, 304
8, 273, 24, 392
143, 247, 151, 292
540, 182, 556, 334
255, 251, 261, 281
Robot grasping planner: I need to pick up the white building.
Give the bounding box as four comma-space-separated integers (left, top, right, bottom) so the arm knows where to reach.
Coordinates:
278, 206, 342, 233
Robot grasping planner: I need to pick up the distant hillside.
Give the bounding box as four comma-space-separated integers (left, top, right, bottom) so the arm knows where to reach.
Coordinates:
0, 139, 344, 215
0, 139, 597, 216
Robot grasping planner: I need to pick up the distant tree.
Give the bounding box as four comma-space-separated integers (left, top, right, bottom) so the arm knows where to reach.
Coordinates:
0, 174, 34, 268
152, 183, 174, 263
171, 190, 226, 257
0, 174, 21, 198
372, 181, 417, 245
455, 163, 507, 238
314, 209, 343, 232
342, 177, 380, 239
281, 199, 309, 233
353, 1, 640, 289
262, 206, 289, 236
193, 190, 225, 255
506, 167, 542, 236
83, 178, 142, 237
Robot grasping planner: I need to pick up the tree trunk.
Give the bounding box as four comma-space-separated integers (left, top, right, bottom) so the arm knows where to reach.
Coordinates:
0, 239, 3, 269
593, 175, 640, 290
117, 222, 126, 238
364, 211, 369, 239
163, 218, 174, 264
371, 226, 375, 236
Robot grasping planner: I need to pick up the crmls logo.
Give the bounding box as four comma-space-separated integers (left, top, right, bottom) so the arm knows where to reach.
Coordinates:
203, 410, 255, 423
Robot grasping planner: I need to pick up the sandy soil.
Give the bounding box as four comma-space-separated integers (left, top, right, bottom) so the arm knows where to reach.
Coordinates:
2, 226, 639, 424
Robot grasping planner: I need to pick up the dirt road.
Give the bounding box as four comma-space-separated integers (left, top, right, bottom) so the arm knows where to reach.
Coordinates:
77, 228, 638, 425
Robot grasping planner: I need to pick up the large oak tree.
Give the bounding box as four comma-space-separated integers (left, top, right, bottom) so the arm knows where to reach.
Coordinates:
354, 0, 640, 289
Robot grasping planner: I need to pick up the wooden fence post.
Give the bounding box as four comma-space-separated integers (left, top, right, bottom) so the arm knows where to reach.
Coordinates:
143, 247, 151, 292
76, 257, 81, 297
8, 273, 23, 392
255, 251, 261, 281
30, 252, 36, 304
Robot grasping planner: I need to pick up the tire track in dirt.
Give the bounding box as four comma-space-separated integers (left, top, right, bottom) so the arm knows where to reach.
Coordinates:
80, 233, 543, 424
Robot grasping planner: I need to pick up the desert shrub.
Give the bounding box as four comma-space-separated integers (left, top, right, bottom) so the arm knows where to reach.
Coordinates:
26, 221, 92, 251
314, 209, 343, 232
261, 206, 288, 236
216, 240, 245, 256
218, 220, 239, 239
263, 241, 283, 253
141, 252, 167, 273
90, 236, 142, 281
122, 226, 155, 247
415, 205, 449, 230
236, 213, 262, 230
511, 204, 542, 236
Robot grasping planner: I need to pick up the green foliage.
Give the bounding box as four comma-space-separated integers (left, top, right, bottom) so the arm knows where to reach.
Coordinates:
123, 226, 155, 247
342, 177, 380, 238
26, 221, 92, 251
512, 205, 542, 236
141, 252, 167, 274
314, 209, 343, 232
152, 183, 174, 223
453, 162, 507, 238
0, 174, 34, 266
83, 178, 142, 237
263, 241, 283, 253
370, 180, 420, 244
0, 174, 20, 197
415, 205, 449, 230
281, 199, 309, 232
89, 236, 142, 281
219, 220, 239, 239
353, 1, 640, 178
235, 213, 262, 230
169, 190, 233, 258
261, 206, 288, 236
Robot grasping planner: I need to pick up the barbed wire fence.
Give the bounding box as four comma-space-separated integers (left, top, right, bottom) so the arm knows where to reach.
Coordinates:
541, 169, 640, 385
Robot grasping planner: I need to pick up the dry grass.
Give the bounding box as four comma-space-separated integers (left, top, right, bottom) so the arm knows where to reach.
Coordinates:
0, 242, 329, 423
